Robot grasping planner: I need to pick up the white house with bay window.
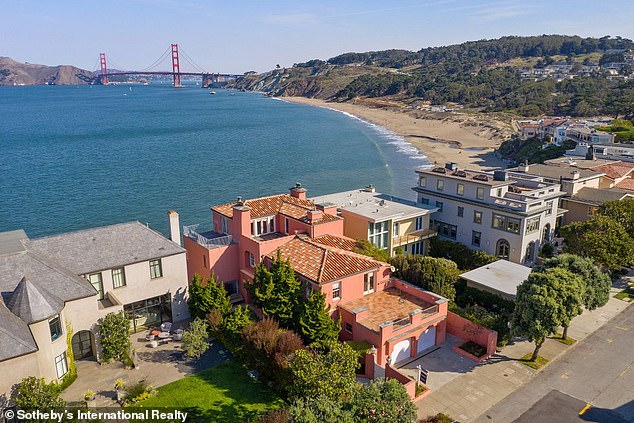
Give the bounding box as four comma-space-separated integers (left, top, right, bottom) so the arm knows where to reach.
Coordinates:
413, 164, 564, 265
0, 217, 189, 402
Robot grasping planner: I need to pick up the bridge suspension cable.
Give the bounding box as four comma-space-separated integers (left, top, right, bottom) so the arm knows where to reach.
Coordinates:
179, 47, 207, 73
139, 45, 172, 72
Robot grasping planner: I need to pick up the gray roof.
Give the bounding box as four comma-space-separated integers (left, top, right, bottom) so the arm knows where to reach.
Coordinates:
6, 277, 65, 324
310, 189, 435, 222
459, 260, 532, 298
0, 230, 27, 255
569, 187, 634, 205
0, 301, 38, 361
28, 221, 185, 274
508, 163, 603, 181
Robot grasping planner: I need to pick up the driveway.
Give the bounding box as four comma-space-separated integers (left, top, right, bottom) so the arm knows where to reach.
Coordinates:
61, 332, 230, 406
399, 334, 478, 390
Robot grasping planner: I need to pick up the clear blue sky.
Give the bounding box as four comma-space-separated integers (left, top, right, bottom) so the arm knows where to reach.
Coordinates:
1, 0, 633, 73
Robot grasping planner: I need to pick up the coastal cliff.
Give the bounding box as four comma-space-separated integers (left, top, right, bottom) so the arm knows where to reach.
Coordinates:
0, 56, 94, 86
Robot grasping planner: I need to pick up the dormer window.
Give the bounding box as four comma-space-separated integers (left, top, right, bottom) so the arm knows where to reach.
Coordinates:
252, 217, 275, 236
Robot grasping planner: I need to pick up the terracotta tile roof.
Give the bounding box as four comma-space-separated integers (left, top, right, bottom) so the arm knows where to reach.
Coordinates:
616, 178, 634, 191
212, 194, 315, 219
312, 234, 358, 252
266, 236, 385, 284
591, 161, 634, 180
339, 287, 435, 332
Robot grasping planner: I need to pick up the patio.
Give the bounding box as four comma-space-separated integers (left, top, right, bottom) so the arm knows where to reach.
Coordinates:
61, 327, 230, 406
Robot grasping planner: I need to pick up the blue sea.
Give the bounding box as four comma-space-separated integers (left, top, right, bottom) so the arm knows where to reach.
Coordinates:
0, 84, 431, 238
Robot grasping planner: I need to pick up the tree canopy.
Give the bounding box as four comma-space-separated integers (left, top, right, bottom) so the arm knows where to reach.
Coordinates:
298, 290, 341, 347
12, 377, 66, 411
350, 378, 417, 423
187, 273, 231, 320
98, 311, 131, 362
389, 254, 460, 301
599, 198, 634, 238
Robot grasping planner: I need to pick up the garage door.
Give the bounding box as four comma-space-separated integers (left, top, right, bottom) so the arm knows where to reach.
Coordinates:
417, 326, 436, 353
391, 339, 411, 364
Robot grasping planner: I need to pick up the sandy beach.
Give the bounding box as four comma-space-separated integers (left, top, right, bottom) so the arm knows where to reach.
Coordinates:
284, 97, 510, 171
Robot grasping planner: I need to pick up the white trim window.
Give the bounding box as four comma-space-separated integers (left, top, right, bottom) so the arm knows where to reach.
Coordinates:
476, 187, 485, 200
88, 272, 104, 300
49, 315, 62, 341
369, 221, 389, 248
364, 272, 375, 294
112, 267, 126, 288
221, 216, 229, 234
332, 282, 341, 301
55, 352, 68, 379
249, 252, 255, 268
393, 222, 399, 237
149, 259, 163, 279
252, 216, 276, 236
415, 216, 424, 231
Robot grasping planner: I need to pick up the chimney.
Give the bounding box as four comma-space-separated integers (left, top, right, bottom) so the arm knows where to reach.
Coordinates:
364, 184, 376, 193
571, 170, 580, 180
168, 210, 181, 246
445, 162, 458, 171
307, 209, 323, 223
290, 182, 307, 200
518, 160, 529, 173
232, 197, 252, 237
316, 202, 338, 216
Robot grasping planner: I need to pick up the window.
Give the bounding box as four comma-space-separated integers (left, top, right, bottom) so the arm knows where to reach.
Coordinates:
332, 282, 341, 300
436, 179, 444, 191
457, 183, 464, 195
49, 315, 62, 341
54, 352, 68, 379
506, 218, 521, 234
364, 273, 375, 294
435, 221, 457, 240
492, 214, 520, 234
285, 218, 290, 234
411, 241, 424, 255
492, 214, 505, 230
344, 323, 353, 333
252, 216, 276, 236
88, 272, 104, 300
369, 221, 389, 248
419, 197, 429, 205
545, 201, 553, 216
415, 216, 424, 230
476, 187, 485, 200
393, 222, 399, 237
249, 252, 255, 268
473, 211, 482, 224
203, 255, 207, 268
457, 206, 464, 217
496, 239, 510, 259
223, 280, 238, 296
112, 267, 126, 288
419, 176, 426, 187
497, 188, 503, 197
525, 242, 535, 264
149, 259, 163, 279
472, 231, 481, 247
435, 201, 444, 212
221, 216, 229, 234
525, 216, 541, 234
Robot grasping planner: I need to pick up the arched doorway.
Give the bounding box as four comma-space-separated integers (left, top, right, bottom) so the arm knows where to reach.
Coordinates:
71, 330, 94, 360
543, 223, 551, 243
525, 241, 535, 264
496, 239, 510, 260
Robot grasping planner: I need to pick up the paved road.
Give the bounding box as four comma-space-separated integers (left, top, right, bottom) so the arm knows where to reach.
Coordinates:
474, 303, 634, 423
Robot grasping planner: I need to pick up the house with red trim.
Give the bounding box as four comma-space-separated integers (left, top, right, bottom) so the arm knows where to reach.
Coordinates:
183, 183, 448, 374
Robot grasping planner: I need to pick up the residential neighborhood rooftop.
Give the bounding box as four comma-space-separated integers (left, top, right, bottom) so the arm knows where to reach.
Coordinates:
416, 167, 512, 187
28, 221, 185, 275
339, 286, 435, 332
310, 188, 434, 222
507, 163, 604, 181
459, 260, 532, 299
569, 187, 634, 205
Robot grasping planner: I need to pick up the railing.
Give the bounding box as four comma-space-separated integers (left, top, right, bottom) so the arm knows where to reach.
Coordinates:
392, 228, 438, 246
183, 224, 233, 249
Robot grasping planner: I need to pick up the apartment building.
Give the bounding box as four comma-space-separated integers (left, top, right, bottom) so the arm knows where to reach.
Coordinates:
0, 220, 189, 398
413, 164, 564, 265
310, 186, 437, 256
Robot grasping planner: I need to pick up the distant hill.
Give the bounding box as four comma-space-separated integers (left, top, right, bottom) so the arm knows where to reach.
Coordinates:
230, 35, 634, 118
0, 57, 95, 86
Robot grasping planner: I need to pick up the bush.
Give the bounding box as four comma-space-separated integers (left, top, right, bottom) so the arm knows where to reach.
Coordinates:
450, 303, 511, 347
123, 380, 156, 405
182, 318, 210, 359
540, 242, 554, 258
428, 238, 496, 271
256, 409, 291, 423
459, 341, 486, 358
455, 281, 515, 314
98, 311, 131, 362
419, 413, 454, 423
12, 377, 66, 411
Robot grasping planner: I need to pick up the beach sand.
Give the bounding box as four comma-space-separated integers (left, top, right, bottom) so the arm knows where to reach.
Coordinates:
284, 97, 509, 171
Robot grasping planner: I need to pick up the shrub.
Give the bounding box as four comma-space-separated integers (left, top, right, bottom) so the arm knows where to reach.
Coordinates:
540, 242, 554, 258
419, 413, 454, 423
256, 409, 291, 423
12, 377, 66, 411
459, 341, 486, 358
181, 318, 210, 359
98, 311, 131, 362
123, 380, 156, 405
428, 238, 496, 270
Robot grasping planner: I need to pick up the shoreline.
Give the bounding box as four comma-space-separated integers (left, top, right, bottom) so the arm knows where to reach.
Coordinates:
282, 97, 508, 171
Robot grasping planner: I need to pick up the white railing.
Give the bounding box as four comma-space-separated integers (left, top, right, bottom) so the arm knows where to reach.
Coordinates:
183, 224, 233, 249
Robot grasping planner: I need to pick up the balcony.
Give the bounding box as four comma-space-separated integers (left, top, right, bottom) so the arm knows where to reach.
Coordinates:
392, 227, 438, 247
183, 224, 233, 249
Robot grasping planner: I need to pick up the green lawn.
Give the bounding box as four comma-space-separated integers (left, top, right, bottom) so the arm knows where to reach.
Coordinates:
615, 284, 634, 302
550, 334, 577, 345
134, 361, 284, 422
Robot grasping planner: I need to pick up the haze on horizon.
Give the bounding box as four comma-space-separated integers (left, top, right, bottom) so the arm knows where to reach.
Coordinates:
2, 0, 633, 74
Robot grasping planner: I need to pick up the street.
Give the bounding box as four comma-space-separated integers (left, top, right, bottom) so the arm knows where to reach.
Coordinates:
474, 303, 634, 422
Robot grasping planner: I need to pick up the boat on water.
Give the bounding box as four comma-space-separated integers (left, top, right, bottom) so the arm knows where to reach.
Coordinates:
209, 91, 217, 95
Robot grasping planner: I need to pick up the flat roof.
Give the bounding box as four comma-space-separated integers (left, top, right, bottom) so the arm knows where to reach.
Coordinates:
310, 189, 434, 222
507, 163, 603, 181
459, 260, 532, 298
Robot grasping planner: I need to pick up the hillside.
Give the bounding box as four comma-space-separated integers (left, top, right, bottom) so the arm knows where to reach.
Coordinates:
0, 57, 94, 86
229, 35, 634, 118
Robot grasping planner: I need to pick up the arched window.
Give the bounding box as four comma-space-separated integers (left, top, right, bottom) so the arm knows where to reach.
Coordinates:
525, 241, 535, 264
496, 239, 510, 260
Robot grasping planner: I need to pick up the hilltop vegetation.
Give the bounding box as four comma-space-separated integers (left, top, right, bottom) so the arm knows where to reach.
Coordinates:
232, 35, 634, 118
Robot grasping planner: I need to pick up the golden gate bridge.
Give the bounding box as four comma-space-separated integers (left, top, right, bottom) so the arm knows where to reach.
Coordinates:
81, 43, 242, 88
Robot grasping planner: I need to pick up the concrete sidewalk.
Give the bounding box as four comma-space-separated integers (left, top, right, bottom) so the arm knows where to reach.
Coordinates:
416, 281, 632, 422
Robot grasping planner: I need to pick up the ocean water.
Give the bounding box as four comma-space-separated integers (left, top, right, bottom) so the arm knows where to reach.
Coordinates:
0, 84, 430, 238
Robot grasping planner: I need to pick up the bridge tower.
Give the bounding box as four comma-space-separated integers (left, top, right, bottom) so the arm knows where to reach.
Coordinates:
99, 52, 108, 85
171, 44, 182, 88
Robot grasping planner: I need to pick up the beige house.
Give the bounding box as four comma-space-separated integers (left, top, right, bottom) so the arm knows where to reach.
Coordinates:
311, 186, 437, 256
561, 188, 634, 225
0, 219, 189, 401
